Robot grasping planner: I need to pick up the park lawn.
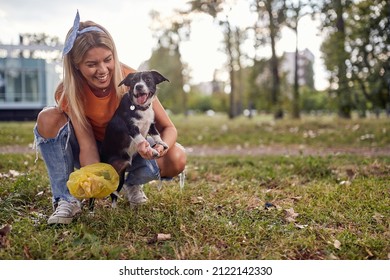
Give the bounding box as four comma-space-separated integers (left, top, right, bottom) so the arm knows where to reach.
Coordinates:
0, 115, 389, 259
0, 114, 390, 149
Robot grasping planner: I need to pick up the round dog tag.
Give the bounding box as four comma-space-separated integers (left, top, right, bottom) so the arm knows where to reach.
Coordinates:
130, 105, 135, 111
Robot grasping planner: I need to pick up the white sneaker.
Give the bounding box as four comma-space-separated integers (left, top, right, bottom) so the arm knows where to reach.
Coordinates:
48, 200, 81, 225
123, 185, 148, 206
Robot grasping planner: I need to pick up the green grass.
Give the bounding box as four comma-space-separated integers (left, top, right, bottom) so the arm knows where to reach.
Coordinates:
173, 114, 390, 148
0, 122, 36, 146
1, 114, 390, 148
0, 115, 389, 260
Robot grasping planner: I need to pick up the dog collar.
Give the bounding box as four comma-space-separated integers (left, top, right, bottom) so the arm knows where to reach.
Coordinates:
129, 102, 151, 111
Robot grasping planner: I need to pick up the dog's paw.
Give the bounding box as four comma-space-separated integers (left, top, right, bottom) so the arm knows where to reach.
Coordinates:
150, 148, 160, 158
155, 141, 169, 150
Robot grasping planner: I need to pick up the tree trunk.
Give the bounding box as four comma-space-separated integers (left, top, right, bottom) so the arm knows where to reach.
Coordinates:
267, 3, 283, 119
292, 24, 300, 119
225, 20, 236, 119
335, 0, 352, 118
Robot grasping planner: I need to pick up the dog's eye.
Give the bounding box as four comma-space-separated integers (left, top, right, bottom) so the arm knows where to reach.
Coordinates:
145, 78, 151, 82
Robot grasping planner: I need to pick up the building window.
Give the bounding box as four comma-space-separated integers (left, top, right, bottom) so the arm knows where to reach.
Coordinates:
0, 71, 5, 101
6, 69, 22, 102
0, 68, 41, 103
25, 70, 39, 102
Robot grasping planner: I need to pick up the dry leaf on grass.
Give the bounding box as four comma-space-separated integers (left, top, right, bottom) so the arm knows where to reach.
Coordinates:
157, 233, 171, 241
0, 170, 24, 178
0, 224, 11, 249
295, 224, 308, 229
246, 197, 262, 210
333, 239, 341, 250
372, 212, 384, 223
339, 180, 351, 186
346, 168, 357, 180
284, 208, 299, 223
147, 233, 172, 244
191, 196, 204, 204
365, 248, 374, 258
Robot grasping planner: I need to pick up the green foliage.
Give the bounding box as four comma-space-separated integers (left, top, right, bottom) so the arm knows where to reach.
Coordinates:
346, 0, 390, 111
146, 0, 389, 117
148, 46, 185, 114
319, 0, 389, 117
186, 89, 229, 113
299, 87, 336, 112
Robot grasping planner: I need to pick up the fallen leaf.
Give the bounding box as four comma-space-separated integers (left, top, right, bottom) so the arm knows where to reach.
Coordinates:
352, 124, 360, 131
284, 208, 299, 223
36, 191, 44, 196
291, 196, 302, 201
328, 253, 339, 260
190, 196, 204, 204
0, 225, 11, 249
0, 225, 11, 236
23, 245, 32, 259
246, 197, 261, 210
372, 212, 384, 223
339, 180, 351, 186
333, 239, 341, 250
157, 233, 171, 241
365, 248, 374, 258
346, 169, 356, 180
147, 233, 172, 244
9, 170, 21, 177
295, 224, 308, 229
206, 174, 222, 182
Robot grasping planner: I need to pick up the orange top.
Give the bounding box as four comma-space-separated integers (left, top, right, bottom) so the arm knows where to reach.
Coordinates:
83, 82, 120, 141
57, 66, 135, 141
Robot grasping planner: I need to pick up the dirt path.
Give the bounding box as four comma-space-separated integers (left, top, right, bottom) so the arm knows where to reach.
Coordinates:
1, 144, 390, 157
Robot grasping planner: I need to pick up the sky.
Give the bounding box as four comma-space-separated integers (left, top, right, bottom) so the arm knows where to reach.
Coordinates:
0, 0, 329, 90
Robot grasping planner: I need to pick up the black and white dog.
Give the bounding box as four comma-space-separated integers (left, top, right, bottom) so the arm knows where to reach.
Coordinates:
89, 70, 169, 210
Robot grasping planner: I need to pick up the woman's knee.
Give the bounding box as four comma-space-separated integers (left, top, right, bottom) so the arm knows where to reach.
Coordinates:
174, 146, 187, 173
159, 144, 186, 177
36, 107, 67, 138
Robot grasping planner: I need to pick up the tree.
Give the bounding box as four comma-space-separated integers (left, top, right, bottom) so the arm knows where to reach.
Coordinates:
346, 0, 390, 116
184, 0, 245, 119
148, 10, 190, 114
316, 0, 353, 118
317, 0, 389, 117
251, 0, 287, 119
285, 0, 312, 119
17, 33, 61, 60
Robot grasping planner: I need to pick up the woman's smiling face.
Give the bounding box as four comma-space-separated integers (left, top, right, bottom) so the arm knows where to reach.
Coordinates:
78, 46, 115, 91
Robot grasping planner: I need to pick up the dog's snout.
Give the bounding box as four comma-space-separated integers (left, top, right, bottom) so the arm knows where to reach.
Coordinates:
135, 84, 144, 91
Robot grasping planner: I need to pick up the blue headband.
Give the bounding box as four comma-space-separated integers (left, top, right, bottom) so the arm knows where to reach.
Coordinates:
63, 10, 105, 56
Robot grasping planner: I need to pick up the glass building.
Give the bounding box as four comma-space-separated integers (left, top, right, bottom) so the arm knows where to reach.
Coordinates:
0, 44, 61, 120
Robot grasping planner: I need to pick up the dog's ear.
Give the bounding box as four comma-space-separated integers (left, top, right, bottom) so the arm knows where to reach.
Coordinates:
151, 70, 170, 84
118, 73, 136, 87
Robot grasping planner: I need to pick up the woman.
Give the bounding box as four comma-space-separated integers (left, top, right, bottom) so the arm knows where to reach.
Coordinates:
34, 11, 186, 225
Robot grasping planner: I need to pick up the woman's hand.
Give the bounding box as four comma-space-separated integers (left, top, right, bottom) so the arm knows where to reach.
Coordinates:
70, 113, 100, 166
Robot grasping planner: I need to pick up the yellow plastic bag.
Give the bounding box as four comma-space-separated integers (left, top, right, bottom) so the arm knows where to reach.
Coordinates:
67, 163, 119, 199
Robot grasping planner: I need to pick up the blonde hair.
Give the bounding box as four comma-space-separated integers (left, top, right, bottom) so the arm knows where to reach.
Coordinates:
57, 20, 126, 129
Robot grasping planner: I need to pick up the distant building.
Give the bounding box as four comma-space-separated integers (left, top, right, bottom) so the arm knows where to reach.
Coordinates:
281, 48, 315, 89
0, 44, 61, 120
